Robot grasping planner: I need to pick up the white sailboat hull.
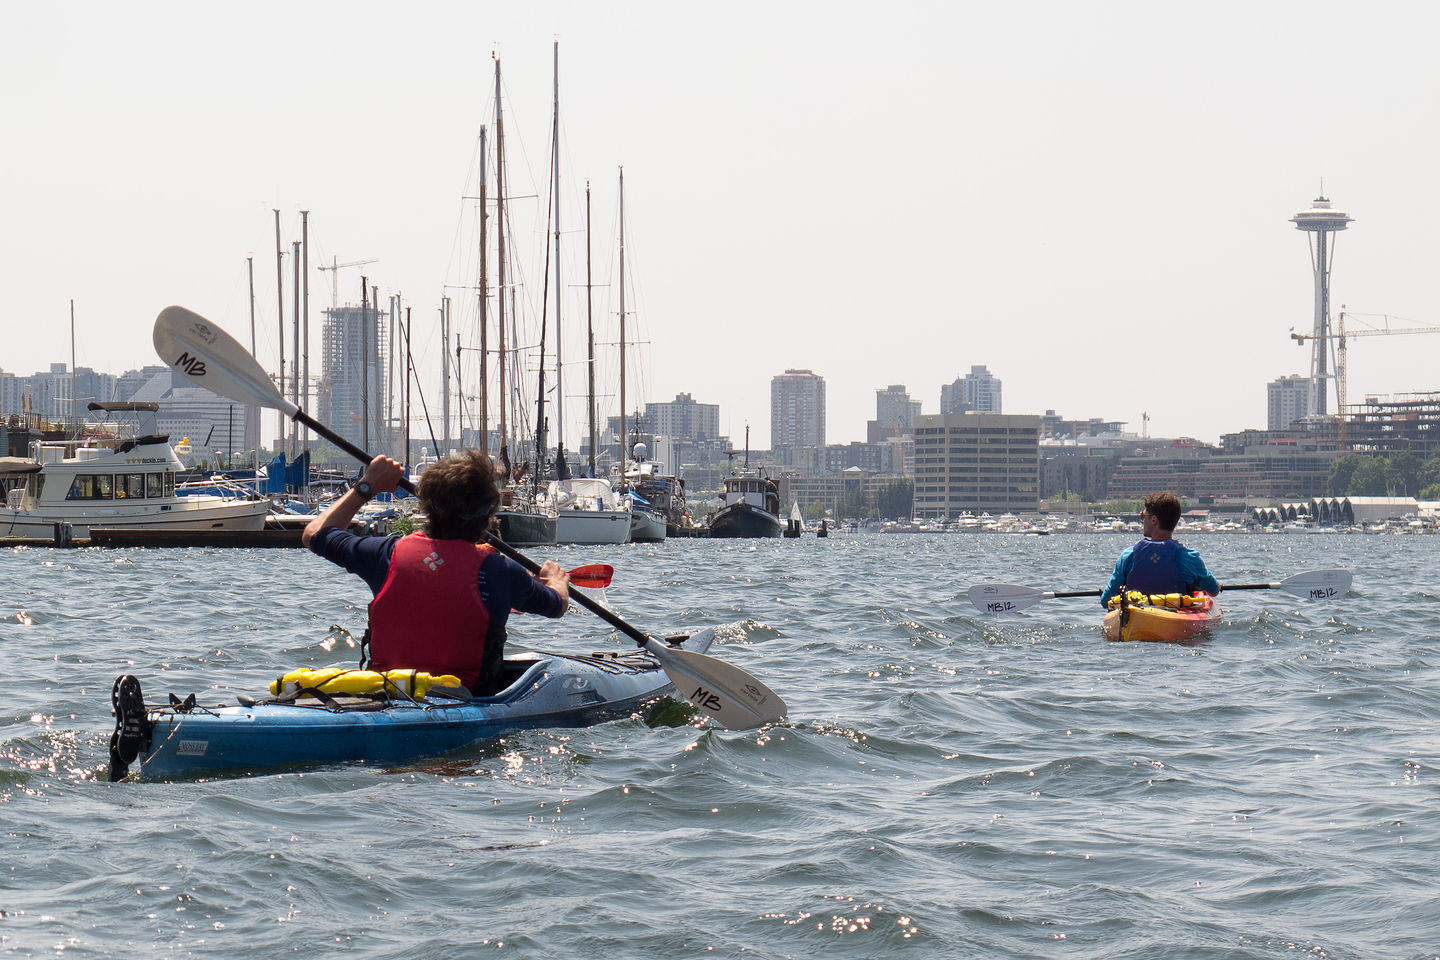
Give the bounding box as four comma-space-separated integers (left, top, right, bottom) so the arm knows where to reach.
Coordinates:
554, 508, 631, 544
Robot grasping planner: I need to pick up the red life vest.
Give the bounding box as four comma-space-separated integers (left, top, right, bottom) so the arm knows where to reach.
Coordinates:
368, 534, 493, 688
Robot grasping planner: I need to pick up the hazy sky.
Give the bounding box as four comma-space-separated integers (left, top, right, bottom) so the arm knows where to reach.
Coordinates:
6, 1, 1439, 451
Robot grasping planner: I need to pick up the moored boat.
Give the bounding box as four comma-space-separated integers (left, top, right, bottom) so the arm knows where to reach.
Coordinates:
709, 473, 782, 539
0, 402, 270, 539
548, 477, 631, 544
1102, 593, 1221, 642
109, 626, 720, 780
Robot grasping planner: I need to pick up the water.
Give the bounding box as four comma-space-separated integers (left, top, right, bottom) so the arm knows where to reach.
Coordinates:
2, 533, 1438, 959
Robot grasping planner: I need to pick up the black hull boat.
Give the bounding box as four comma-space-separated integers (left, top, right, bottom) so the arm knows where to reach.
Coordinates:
497, 507, 557, 546
709, 501, 782, 539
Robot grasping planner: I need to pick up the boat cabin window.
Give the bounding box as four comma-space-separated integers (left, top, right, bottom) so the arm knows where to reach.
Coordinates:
116, 473, 146, 499
68, 474, 114, 500
146, 473, 165, 498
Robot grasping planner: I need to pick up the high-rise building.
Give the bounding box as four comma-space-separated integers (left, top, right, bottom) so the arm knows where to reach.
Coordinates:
869, 385, 922, 436
912, 412, 1039, 516
647, 392, 720, 446
1291, 195, 1354, 417
318, 304, 387, 454
940, 365, 1002, 415
770, 369, 825, 450
1267, 374, 1311, 430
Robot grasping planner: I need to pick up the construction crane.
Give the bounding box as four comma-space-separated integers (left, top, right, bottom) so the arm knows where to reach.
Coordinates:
317, 257, 378, 307
1291, 310, 1440, 443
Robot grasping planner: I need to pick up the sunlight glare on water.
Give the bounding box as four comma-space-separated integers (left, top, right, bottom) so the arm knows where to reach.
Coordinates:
0, 533, 1437, 959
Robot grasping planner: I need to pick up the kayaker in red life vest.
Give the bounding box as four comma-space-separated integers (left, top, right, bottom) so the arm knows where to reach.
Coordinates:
302, 451, 571, 695
1099, 491, 1220, 607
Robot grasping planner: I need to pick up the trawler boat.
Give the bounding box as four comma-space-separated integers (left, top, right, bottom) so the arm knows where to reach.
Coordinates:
708, 472, 782, 539
706, 428, 780, 539
0, 402, 270, 539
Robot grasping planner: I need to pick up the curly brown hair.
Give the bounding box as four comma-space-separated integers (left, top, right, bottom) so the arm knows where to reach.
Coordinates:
417, 449, 501, 541
1143, 491, 1183, 532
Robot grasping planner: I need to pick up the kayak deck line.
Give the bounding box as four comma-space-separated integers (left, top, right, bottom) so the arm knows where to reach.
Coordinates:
108, 628, 717, 782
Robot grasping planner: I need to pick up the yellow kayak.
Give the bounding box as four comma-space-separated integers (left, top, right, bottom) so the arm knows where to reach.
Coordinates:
1102, 592, 1221, 642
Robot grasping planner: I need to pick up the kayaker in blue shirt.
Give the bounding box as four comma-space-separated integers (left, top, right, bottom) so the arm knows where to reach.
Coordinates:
303, 450, 570, 695
1100, 491, 1220, 607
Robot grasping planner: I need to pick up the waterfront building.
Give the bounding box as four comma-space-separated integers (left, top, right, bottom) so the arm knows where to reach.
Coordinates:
1104, 437, 1338, 502
1039, 447, 1124, 502
940, 365, 1002, 415
817, 441, 894, 477
1267, 374, 1311, 431
770, 369, 826, 451
913, 412, 1040, 517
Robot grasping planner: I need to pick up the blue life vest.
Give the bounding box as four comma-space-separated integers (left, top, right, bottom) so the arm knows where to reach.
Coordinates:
1125, 538, 1187, 595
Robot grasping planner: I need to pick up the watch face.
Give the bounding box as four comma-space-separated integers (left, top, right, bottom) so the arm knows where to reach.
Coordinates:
356, 481, 373, 496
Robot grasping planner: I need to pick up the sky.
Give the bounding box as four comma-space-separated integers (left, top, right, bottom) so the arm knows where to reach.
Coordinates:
5, 1, 1440, 451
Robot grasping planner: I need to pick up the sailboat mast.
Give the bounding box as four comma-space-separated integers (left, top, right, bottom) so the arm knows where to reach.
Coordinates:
273, 209, 286, 452
291, 239, 300, 458
441, 298, 451, 454
551, 40, 564, 463
301, 210, 310, 459
478, 124, 489, 452
586, 180, 596, 476
493, 54, 509, 459
617, 166, 627, 473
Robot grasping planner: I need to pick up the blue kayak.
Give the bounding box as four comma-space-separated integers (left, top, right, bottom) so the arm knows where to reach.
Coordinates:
108, 627, 716, 781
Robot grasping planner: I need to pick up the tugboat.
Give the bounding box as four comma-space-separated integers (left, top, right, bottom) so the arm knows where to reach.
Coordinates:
707, 428, 782, 539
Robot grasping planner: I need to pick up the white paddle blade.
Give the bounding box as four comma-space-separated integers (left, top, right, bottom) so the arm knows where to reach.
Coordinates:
154, 306, 298, 417
647, 639, 786, 729
1277, 568, 1352, 600
968, 583, 1046, 614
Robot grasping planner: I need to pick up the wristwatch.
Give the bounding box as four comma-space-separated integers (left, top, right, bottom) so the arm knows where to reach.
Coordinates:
353, 480, 374, 500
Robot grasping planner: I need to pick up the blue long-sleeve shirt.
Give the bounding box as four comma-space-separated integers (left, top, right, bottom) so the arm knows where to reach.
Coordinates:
308, 527, 566, 625
1100, 538, 1220, 607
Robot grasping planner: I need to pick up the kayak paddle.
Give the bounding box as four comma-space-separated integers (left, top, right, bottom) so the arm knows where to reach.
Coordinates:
567, 563, 613, 589
154, 305, 786, 729
968, 568, 1353, 614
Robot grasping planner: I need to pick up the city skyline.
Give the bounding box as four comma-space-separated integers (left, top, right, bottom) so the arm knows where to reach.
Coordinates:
6, 3, 1440, 451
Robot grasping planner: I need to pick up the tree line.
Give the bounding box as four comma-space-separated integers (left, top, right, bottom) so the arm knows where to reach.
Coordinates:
1328, 451, 1440, 499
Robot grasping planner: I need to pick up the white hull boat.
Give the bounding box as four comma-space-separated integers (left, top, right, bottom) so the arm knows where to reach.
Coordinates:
0, 402, 270, 539
548, 477, 630, 545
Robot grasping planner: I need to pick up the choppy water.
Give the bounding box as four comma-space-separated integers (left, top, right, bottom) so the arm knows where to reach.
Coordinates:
1, 533, 1437, 959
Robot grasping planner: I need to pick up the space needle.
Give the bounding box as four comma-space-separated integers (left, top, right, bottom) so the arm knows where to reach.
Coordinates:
1291, 194, 1354, 418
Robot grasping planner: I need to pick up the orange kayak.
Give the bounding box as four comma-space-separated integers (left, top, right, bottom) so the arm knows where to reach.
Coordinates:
1102, 594, 1221, 642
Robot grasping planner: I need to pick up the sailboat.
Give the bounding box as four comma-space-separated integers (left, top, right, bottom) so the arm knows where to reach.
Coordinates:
606, 168, 667, 544
707, 426, 782, 539
542, 43, 629, 545
486, 52, 556, 547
